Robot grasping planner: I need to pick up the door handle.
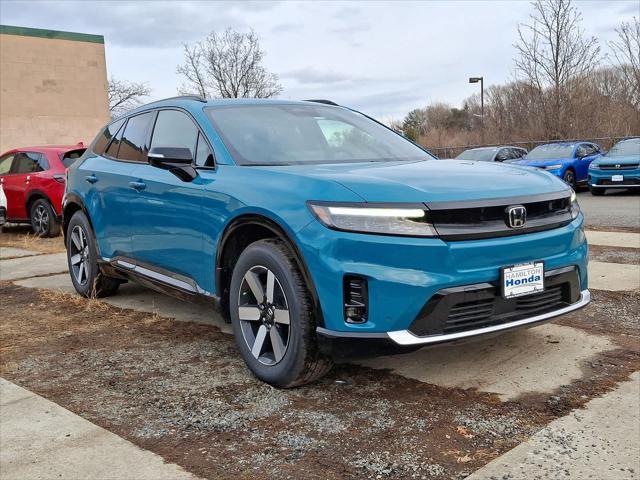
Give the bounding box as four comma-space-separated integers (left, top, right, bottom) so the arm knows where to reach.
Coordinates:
25, 175, 30, 184
129, 181, 147, 191
85, 174, 98, 184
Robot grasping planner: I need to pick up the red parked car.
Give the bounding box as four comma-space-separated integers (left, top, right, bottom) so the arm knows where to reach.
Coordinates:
0, 144, 85, 236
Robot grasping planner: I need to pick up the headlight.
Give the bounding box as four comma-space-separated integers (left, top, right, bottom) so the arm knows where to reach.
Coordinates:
544, 164, 563, 170
590, 163, 600, 170
570, 190, 580, 219
308, 202, 437, 237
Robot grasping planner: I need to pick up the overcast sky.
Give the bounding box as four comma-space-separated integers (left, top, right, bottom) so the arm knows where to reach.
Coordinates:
1, 0, 637, 120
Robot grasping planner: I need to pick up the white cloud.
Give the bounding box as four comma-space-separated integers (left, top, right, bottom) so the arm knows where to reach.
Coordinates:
1, 0, 635, 120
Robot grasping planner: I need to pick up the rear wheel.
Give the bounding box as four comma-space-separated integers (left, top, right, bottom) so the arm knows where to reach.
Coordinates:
590, 187, 605, 196
229, 238, 332, 387
563, 169, 576, 187
66, 210, 120, 298
30, 199, 60, 237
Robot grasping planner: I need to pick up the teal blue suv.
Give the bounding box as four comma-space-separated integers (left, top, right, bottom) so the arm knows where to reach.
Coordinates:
63, 97, 590, 387
588, 137, 640, 195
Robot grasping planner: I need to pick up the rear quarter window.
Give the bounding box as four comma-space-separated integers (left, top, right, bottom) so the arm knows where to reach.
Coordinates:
94, 118, 125, 155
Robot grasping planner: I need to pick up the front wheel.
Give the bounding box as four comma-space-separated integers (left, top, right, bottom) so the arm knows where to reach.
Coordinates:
30, 199, 60, 237
563, 169, 576, 187
229, 238, 332, 387
66, 210, 120, 298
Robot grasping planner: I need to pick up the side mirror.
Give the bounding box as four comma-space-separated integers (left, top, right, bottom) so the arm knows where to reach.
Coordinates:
148, 147, 197, 182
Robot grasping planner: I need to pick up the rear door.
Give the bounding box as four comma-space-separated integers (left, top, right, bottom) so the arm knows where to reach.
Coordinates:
77, 113, 154, 259
129, 109, 208, 284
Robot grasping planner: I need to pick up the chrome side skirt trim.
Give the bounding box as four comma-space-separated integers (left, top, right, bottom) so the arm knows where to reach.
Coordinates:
107, 256, 213, 295
386, 289, 590, 346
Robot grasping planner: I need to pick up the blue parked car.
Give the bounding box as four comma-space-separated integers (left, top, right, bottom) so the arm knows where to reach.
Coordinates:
507, 142, 602, 187
588, 138, 640, 196
62, 97, 590, 387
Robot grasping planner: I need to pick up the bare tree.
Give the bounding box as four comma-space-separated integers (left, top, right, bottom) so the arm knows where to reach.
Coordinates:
177, 28, 282, 99
609, 17, 640, 107
108, 77, 151, 117
514, 0, 600, 137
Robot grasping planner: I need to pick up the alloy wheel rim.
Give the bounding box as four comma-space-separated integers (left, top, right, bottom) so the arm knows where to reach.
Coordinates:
34, 205, 49, 234
69, 225, 90, 285
238, 265, 291, 366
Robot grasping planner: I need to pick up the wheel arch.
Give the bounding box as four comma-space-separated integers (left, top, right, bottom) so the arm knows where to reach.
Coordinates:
25, 190, 53, 218
216, 214, 324, 327
62, 193, 100, 255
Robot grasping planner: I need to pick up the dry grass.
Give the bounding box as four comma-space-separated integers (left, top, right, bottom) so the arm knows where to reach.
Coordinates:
0, 225, 65, 254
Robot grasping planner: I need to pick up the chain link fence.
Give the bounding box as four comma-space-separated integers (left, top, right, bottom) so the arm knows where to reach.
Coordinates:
429, 136, 634, 159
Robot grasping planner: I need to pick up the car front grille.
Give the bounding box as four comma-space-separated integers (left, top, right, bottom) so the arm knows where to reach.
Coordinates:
598, 164, 639, 170
598, 179, 640, 186
427, 191, 574, 241
409, 267, 580, 337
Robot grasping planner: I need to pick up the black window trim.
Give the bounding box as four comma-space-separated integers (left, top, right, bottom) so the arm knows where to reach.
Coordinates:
101, 107, 216, 170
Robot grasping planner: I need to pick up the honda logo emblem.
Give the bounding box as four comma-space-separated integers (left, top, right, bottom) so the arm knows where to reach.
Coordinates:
506, 205, 527, 228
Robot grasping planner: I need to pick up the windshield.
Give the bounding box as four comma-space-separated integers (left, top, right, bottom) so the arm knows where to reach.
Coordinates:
205, 104, 434, 166
456, 148, 497, 162
606, 138, 640, 157
523, 144, 574, 160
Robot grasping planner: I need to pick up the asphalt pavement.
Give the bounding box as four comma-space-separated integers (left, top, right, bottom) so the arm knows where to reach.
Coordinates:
577, 189, 640, 231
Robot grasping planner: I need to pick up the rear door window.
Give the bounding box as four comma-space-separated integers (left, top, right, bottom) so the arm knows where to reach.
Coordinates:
12, 152, 45, 173
117, 112, 154, 162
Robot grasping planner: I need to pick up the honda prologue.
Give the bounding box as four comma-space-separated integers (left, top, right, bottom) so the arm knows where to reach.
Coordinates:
63, 97, 590, 387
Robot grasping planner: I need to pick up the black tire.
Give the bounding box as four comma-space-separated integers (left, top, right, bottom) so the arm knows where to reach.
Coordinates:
563, 169, 576, 188
30, 199, 61, 237
66, 210, 120, 298
229, 238, 332, 387
590, 187, 605, 196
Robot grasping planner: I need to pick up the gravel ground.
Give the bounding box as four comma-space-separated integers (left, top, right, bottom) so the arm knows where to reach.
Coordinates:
589, 245, 640, 265
1, 282, 638, 480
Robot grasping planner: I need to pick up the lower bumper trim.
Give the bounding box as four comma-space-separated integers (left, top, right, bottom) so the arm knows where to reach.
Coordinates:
387, 289, 590, 346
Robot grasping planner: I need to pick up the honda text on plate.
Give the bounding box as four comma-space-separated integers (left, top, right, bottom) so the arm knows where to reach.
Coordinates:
63, 97, 590, 387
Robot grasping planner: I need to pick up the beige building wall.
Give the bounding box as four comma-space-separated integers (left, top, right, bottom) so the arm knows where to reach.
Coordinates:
0, 25, 110, 153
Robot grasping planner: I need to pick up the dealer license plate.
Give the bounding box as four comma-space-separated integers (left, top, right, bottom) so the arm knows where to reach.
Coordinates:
502, 261, 544, 299
612, 174, 624, 182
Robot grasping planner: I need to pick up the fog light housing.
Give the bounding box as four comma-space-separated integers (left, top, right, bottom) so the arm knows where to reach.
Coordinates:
344, 275, 368, 324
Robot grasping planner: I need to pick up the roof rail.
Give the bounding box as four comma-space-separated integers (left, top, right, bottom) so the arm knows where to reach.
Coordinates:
304, 99, 339, 106
146, 94, 207, 106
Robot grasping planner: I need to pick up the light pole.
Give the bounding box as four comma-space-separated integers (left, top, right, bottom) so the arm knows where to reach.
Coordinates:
469, 76, 484, 144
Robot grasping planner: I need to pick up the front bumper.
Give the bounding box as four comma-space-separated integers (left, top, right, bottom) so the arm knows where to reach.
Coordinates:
297, 214, 588, 337
589, 168, 640, 188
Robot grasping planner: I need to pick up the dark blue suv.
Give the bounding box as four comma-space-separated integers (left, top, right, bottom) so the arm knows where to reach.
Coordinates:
63, 97, 590, 387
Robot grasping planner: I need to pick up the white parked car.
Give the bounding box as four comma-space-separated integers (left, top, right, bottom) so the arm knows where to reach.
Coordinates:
0, 184, 7, 225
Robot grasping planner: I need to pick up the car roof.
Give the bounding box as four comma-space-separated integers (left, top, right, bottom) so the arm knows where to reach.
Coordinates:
122, 97, 335, 119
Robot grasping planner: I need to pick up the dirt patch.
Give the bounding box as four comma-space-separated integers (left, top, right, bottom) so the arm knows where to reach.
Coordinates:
1, 282, 638, 480
0, 226, 65, 254
589, 245, 640, 265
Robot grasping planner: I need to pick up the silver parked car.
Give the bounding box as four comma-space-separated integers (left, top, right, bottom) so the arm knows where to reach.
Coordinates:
456, 146, 528, 162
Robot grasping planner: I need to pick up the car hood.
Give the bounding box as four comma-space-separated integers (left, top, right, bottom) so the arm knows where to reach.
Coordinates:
508, 157, 572, 168
259, 160, 570, 203
591, 154, 639, 166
